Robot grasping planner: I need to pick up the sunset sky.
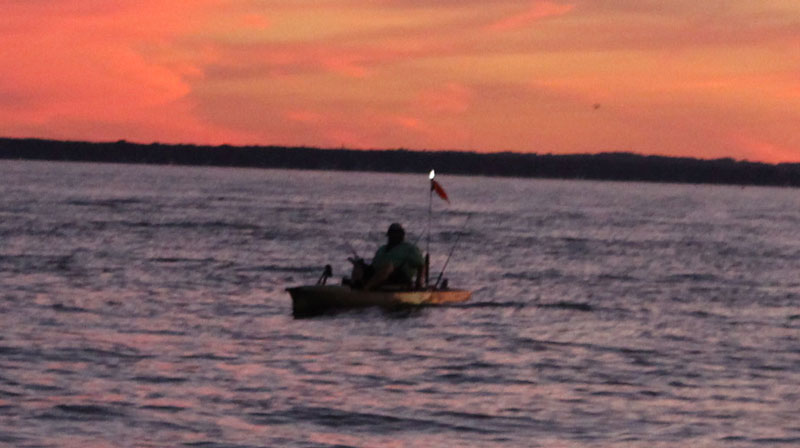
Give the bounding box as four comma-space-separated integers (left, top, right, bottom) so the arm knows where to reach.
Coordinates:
1, 1, 798, 162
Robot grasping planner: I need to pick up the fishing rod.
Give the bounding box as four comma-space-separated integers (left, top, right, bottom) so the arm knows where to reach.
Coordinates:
434, 213, 471, 288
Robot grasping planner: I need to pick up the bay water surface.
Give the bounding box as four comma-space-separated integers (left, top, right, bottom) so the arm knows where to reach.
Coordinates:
0, 161, 798, 447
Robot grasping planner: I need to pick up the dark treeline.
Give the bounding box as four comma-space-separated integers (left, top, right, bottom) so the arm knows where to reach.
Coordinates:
2, 137, 799, 187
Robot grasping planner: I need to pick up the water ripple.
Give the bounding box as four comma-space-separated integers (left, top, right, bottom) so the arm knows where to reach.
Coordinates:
1, 163, 798, 447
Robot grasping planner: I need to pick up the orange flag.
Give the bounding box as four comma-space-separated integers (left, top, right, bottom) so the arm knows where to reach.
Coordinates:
431, 179, 450, 203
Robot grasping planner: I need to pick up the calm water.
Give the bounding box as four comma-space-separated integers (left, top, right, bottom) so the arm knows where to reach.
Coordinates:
0, 161, 798, 447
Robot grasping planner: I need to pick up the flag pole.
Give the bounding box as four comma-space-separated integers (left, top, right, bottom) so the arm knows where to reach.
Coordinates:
426, 169, 434, 288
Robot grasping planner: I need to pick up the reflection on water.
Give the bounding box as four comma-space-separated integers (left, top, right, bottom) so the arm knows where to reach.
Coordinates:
1, 161, 798, 447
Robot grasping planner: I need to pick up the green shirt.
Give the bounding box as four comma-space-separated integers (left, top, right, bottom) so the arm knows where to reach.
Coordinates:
372, 242, 424, 281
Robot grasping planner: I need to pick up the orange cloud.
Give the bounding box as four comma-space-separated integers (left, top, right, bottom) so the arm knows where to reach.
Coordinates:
418, 83, 473, 114
241, 13, 271, 30
286, 110, 323, 124
1, 0, 799, 162
321, 55, 371, 78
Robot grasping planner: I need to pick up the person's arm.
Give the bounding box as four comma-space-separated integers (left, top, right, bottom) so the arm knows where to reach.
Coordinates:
411, 245, 425, 289
363, 262, 393, 291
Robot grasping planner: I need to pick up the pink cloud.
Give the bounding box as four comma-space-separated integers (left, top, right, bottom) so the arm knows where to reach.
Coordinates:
0, 0, 243, 143
487, 1, 575, 32
392, 116, 424, 130
204, 37, 454, 80
731, 133, 799, 164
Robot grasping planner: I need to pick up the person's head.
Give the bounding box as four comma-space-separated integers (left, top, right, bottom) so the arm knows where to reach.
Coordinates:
386, 223, 405, 245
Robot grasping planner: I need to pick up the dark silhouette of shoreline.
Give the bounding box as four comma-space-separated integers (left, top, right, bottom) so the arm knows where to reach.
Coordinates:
1, 137, 798, 187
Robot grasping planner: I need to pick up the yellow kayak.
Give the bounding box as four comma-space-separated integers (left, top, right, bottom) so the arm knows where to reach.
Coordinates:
287, 285, 471, 317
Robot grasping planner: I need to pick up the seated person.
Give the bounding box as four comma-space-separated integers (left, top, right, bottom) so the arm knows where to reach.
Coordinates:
350, 223, 424, 290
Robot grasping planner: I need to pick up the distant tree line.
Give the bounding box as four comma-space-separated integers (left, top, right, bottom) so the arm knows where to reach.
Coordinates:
1, 137, 798, 187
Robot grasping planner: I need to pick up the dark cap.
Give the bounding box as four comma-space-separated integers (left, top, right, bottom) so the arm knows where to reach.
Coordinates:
386, 223, 405, 235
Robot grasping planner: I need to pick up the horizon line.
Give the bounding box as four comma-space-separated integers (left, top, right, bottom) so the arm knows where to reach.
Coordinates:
3, 135, 796, 167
